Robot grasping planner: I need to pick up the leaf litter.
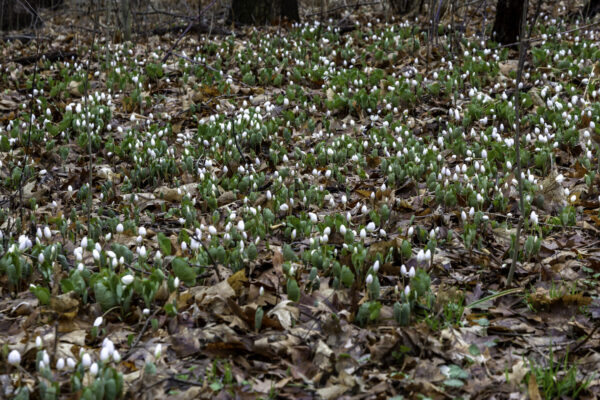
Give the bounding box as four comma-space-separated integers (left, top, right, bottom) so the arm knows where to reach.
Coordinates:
0, 0, 600, 399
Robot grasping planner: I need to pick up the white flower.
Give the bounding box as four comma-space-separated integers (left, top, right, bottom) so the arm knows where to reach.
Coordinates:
530, 211, 539, 225
461, 210, 467, 221
407, 226, 414, 236
400, 264, 407, 276
67, 357, 76, 370
309, 212, 318, 223
237, 220, 245, 232
366, 274, 373, 284
555, 174, 564, 184
425, 249, 431, 261
404, 285, 411, 297
408, 266, 415, 278
112, 351, 121, 363
102, 338, 114, 354
43, 226, 52, 239
81, 353, 92, 368
143, 308, 150, 316
417, 249, 425, 263
116, 223, 124, 233
174, 277, 180, 288
360, 228, 367, 239
36, 336, 43, 348
373, 260, 380, 273
570, 194, 576, 203
100, 347, 111, 362
259, 286, 264, 296
56, 358, 65, 370
90, 362, 99, 376
208, 225, 217, 235
279, 203, 289, 212
42, 350, 49, 366
138, 226, 147, 236
121, 274, 134, 285
366, 222, 376, 232
339, 224, 346, 235
8, 350, 21, 366
154, 344, 162, 358
93, 316, 103, 327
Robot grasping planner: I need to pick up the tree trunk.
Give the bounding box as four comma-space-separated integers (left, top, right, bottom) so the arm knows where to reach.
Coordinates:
281, 0, 299, 22
231, 0, 299, 25
493, 0, 525, 44
0, 0, 63, 31
121, 0, 131, 41
584, 0, 600, 17
389, 0, 422, 15
0, 0, 37, 31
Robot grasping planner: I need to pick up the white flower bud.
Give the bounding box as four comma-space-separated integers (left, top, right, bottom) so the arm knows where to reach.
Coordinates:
121, 274, 134, 285
90, 362, 99, 376
8, 350, 21, 366
82, 353, 92, 368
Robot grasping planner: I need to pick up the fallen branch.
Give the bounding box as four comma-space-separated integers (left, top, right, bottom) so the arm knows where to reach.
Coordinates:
12, 50, 78, 66
125, 308, 160, 358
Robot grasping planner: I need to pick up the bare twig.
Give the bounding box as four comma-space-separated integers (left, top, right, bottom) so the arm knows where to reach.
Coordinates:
125, 308, 160, 358
199, 240, 222, 281
305, 1, 381, 18
507, 0, 530, 288
499, 21, 600, 49
161, 0, 219, 64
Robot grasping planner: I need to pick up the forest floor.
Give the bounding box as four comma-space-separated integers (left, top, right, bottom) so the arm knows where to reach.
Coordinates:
1, 1, 600, 399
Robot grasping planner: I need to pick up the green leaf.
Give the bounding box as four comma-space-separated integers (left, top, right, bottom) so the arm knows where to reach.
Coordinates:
283, 243, 297, 262
340, 265, 354, 288
30, 286, 50, 305
448, 364, 469, 379
443, 378, 464, 388
468, 344, 481, 356
145, 362, 157, 375
14, 387, 29, 400
255, 306, 264, 332
210, 381, 223, 392
172, 257, 195, 286
94, 282, 117, 311
412, 268, 431, 297
104, 379, 117, 400
286, 278, 300, 302
157, 232, 172, 256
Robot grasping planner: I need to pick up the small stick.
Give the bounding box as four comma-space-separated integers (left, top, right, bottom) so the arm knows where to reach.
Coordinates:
125, 308, 160, 358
